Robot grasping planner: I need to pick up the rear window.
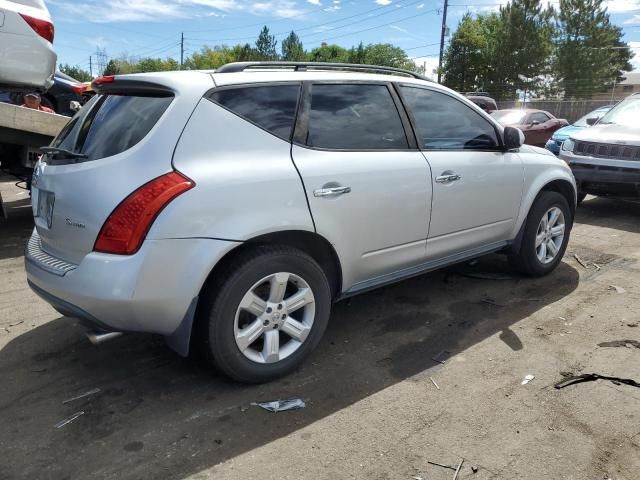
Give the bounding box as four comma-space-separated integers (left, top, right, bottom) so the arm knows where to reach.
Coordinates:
208, 85, 300, 140
50, 93, 173, 162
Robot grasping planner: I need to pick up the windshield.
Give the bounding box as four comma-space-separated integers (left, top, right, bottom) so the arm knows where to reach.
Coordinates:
597, 96, 640, 127
491, 110, 527, 125
573, 107, 611, 127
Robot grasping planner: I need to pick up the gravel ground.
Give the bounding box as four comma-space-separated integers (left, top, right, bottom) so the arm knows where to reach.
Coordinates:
1, 175, 639, 480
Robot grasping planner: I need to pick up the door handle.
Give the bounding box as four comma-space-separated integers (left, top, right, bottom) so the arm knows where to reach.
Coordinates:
435, 171, 462, 184
313, 186, 351, 197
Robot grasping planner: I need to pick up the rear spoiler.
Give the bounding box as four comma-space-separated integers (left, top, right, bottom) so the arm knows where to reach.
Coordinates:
91, 76, 173, 96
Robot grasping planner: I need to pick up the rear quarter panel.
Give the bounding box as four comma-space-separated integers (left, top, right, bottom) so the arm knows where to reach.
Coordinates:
150, 98, 314, 240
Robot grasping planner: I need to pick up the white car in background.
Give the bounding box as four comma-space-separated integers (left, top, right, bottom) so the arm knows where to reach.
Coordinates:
0, 0, 56, 91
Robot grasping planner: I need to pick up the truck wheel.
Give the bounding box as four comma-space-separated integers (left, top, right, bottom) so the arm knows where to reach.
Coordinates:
200, 245, 331, 383
510, 191, 572, 277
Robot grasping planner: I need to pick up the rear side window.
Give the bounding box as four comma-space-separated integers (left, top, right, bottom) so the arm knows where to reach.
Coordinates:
400, 86, 499, 150
208, 85, 300, 140
51, 93, 173, 162
306, 84, 408, 150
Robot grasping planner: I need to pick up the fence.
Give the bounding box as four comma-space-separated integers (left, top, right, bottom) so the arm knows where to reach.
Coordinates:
496, 99, 616, 123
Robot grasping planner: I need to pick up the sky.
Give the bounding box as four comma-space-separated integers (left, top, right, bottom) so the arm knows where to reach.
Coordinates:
47, 0, 640, 79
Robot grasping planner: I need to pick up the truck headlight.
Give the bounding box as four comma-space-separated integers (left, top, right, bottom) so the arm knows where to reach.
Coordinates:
562, 138, 575, 153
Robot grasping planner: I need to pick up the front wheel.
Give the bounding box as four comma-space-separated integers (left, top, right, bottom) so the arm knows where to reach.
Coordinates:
200, 246, 332, 383
510, 191, 572, 277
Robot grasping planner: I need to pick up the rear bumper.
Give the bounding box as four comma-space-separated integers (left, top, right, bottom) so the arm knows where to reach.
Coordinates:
26, 230, 239, 337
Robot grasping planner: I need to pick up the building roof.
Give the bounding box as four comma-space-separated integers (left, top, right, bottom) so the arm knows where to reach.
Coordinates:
620, 72, 640, 85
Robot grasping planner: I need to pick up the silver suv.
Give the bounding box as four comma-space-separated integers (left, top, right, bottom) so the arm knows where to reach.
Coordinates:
559, 93, 640, 201
25, 62, 576, 382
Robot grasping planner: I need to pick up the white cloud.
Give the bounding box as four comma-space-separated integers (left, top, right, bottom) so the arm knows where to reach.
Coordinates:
416, 3, 424, 8
307, 0, 321, 4
376, 0, 392, 5
605, 0, 640, 13
624, 14, 640, 24
323, 4, 341, 11
630, 41, 640, 71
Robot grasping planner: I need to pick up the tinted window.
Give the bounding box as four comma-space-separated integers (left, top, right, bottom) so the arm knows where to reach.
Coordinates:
530, 112, 550, 124
51, 93, 173, 162
306, 84, 408, 150
209, 85, 300, 140
400, 86, 499, 149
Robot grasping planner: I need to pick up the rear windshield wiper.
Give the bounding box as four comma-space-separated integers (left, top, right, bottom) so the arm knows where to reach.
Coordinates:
40, 147, 88, 159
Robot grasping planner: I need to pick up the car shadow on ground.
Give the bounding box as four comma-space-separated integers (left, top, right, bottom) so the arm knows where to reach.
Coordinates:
0, 195, 33, 261
0, 253, 579, 480
576, 196, 640, 234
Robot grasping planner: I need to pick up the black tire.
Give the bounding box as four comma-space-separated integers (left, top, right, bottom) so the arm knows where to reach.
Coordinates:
577, 191, 587, 204
509, 191, 572, 277
199, 245, 332, 383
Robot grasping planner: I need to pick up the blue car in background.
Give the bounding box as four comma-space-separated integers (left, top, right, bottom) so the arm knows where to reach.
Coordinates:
545, 106, 612, 155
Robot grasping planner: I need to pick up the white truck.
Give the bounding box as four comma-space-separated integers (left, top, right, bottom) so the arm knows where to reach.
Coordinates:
0, 101, 67, 216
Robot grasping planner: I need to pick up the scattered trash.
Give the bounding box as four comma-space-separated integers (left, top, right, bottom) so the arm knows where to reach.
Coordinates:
8, 320, 23, 327
55, 411, 85, 428
460, 272, 513, 281
412, 476, 423, 480
453, 459, 464, 480
431, 350, 449, 364
573, 254, 588, 269
62, 388, 101, 404
251, 398, 305, 412
593, 263, 601, 271
554, 373, 640, 390
429, 377, 440, 390
428, 460, 456, 470
608, 285, 626, 294
472, 465, 479, 473
521, 374, 535, 385
598, 340, 640, 349
627, 322, 638, 328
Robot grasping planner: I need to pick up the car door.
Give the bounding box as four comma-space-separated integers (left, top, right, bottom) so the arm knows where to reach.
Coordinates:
527, 111, 555, 146
291, 82, 432, 291
397, 84, 524, 260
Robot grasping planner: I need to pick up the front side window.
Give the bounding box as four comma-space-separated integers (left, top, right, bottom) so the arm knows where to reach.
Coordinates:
400, 86, 499, 150
306, 84, 408, 150
208, 85, 300, 140
529, 112, 550, 124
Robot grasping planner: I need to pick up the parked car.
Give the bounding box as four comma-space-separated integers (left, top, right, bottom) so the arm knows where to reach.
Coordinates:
25, 63, 576, 383
40, 71, 85, 116
559, 93, 640, 202
492, 109, 569, 147
545, 106, 612, 155
466, 95, 498, 112
0, 0, 56, 91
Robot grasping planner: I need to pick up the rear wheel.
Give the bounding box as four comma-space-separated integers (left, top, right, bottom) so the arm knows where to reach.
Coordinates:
200, 246, 331, 383
510, 191, 572, 277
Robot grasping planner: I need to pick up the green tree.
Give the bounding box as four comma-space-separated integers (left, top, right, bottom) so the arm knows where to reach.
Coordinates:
58, 64, 92, 81
308, 43, 350, 62
363, 43, 417, 70
255, 26, 278, 60
489, 0, 555, 100
183, 46, 237, 69
103, 59, 120, 76
442, 14, 498, 93
347, 42, 366, 64
554, 0, 633, 98
281, 31, 305, 61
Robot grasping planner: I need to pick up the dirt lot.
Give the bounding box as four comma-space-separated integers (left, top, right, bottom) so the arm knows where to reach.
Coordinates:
1, 176, 639, 480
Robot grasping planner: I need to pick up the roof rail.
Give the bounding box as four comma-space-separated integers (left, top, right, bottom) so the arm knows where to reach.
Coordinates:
215, 61, 431, 81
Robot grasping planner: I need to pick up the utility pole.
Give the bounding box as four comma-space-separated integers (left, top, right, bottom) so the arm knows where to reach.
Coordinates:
437, 0, 449, 84
180, 32, 184, 70
89, 56, 93, 77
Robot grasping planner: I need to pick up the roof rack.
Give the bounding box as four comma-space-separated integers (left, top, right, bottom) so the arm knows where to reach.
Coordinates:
215, 61, 431, 81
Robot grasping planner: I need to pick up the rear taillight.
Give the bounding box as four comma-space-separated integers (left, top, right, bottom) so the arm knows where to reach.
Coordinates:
71, 84, 86, 95
19, 13, 54, 43
93, 76, 115, 85
94, 172, 194, 255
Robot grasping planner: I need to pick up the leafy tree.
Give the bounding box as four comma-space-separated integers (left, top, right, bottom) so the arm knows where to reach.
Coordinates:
348, 42, 366, 64
442, 14, 498, 93
281, 31, 305, 61
308, 43, 350, 62
58, 64, 92, 81
554, 0, 633, 98
232, 43, 257, 62
488, 0, 555, 100
103, 59, 120, 76
183, 46, 238, 69
363, 43, 417, 70
255, 26, 278, 60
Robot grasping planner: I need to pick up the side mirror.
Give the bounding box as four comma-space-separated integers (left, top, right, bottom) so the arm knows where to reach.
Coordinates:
504, 126, 525, 150
586, 117, 598, 126
69, 101, 81, 113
